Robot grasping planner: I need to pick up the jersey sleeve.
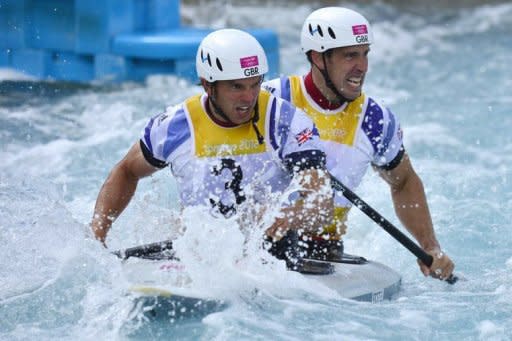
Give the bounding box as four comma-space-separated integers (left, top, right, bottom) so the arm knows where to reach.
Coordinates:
140, 104, 191, 168
268, 95, 326, 173
262, 76, 292, 103
362, 97, 405, 169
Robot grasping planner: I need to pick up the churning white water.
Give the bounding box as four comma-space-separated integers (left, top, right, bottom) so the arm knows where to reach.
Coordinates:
1, 2, 511, 340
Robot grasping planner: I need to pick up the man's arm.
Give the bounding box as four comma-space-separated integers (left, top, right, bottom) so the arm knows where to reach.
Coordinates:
91, 141, 160, 246
265, 168, 333, 240
377, 152, 454, 280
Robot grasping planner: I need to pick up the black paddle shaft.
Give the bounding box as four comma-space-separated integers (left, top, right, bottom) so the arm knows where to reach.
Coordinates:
331, 176, 458, 285
112, 240, 174, 260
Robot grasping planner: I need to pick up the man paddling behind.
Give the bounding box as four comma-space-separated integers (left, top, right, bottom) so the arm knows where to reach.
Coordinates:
90, 29, 334, 274
263, 7, 455, 281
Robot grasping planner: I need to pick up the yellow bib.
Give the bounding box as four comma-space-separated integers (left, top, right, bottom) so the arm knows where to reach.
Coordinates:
289, 76, 367, 239
185, 92, 270, 158
289, 75, 364, 146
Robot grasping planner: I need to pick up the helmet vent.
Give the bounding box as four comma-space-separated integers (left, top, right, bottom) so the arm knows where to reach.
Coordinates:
216, 58, 223, 71
308, 24, 324, 38
308, 23, 324, 37
201, 50, 212, 67
317, 25, 324, 37
328, 27, 336, 39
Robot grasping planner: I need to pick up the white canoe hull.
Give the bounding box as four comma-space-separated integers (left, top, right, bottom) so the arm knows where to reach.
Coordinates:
123, 255, 401, 318
307, 257, 401, 302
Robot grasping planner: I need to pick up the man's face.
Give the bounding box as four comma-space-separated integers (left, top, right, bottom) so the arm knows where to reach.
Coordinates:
322, 44, 370, 101
207, 76, 263, 125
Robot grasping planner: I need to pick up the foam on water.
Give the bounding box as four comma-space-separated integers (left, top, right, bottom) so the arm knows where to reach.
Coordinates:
1, 2, 511, 340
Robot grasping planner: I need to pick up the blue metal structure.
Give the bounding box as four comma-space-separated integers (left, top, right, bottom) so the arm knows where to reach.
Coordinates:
0, 0, 279, 82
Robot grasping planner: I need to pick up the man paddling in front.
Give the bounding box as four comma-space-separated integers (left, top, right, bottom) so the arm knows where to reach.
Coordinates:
90, 29, 334, 274
263, 7, 455, 281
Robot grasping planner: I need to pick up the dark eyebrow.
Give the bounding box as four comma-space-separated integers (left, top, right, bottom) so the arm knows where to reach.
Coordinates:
251, 77, 263, 87
229, 77, 263, 88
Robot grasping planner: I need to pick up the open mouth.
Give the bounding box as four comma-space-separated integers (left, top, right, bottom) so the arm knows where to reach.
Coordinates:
236, 105, 250, 114
347, 76, 362, 88
235, 105, 252, 121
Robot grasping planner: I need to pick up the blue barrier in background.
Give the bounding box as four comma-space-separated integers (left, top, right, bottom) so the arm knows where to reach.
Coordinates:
0, 0, 280, 82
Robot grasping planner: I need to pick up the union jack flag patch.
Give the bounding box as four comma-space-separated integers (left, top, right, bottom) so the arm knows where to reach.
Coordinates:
295, 127, 314, 146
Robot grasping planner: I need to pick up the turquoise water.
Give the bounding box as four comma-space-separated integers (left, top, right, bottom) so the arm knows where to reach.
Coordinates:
1, 2, 511, 340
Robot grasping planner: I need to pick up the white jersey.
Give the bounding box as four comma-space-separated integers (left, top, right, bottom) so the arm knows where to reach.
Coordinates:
140, 90, 325, 217
263, 75, 404, 238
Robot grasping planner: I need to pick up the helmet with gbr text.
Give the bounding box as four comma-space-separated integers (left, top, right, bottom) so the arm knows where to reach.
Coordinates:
196, 29, 269, 82
301, 7, 374, 53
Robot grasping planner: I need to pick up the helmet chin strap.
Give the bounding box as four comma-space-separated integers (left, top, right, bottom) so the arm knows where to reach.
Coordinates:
312, 53, 351, 105
209, 86, 264, 145
209, 87, 233, 123
250, 101, 265, 145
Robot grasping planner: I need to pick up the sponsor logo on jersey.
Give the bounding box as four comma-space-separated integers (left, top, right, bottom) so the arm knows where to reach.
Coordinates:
156, 112, 168, 126
203, 139, 261, 155
323, 128, 346, 140
262, 85, 276, 94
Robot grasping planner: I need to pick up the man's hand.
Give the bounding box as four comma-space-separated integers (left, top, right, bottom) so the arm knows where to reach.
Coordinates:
418, 248, 455, 281
264, 216, 290, 242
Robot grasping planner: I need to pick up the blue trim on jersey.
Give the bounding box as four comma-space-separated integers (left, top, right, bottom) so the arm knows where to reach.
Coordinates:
269, 98, 279, 150
143, 116, 156, 153
362, 98, 385, 155
277, 99, 296, 159
311, 125, 320, 138
381, 109, 396, 157
280, 76, 291, 102
162, 108, 190, 160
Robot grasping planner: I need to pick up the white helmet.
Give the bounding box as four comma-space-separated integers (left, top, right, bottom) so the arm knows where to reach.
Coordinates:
301, 7, 373, 53
196, 29, 269, 82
